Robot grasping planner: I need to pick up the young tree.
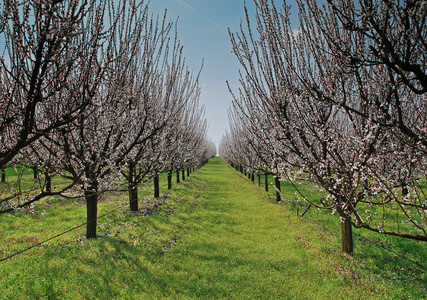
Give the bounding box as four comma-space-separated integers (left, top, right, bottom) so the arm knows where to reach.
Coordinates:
0, 0, 103, 170
50, 0, 157, 238
0, 0, 115, 212
293, 0, 427, 244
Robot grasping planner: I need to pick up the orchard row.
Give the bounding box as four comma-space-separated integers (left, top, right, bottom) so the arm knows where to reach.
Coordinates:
220, 0, 427, 253
0, 0, 216, 238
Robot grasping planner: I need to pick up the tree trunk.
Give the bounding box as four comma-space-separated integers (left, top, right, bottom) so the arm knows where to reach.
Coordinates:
154, 175, 160, 198
402, 182, 409, 197
45, 172, 51, 192
187, 167, 190, 177
1, 169, 5, 182
275, 177, 281, 202
258, 174, 261, 186
129, 186, 138, 211
128, 164, 138, 211
176, 169, 180, 183
182, 169, 185, 181
85, 190, 98, 239
33, 166, 38, 179
168, 172, 172, 190
251, 173, 255, 182
341, 217, 353, 254
265, 173, 268, 192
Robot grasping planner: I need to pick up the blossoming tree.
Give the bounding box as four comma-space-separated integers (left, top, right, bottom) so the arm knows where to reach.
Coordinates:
223, 0, 427, 253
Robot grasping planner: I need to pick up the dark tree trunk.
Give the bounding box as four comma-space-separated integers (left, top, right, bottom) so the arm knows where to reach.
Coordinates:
251, 173, 255, 182
258, 174, 261, 186
187, 168, 190, 177
33, 166, 38, 179
275, 177, 281, 203
154, 175, 160, 198
84, 172, 99, 239
129, 186, 138, 211
182, 169, 185, 181
128, 165, 138, 211
45, 172, 51, 192
168, 171, 172, 190
265, 173, 268, 192
402, 182, 409, 197
341, 216, 353, 254
85, 190, 98, 239
1, 169, 5, 182
176, 169, 180, 183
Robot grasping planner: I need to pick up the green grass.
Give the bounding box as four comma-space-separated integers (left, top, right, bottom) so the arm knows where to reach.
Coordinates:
236, 164, 427, 299
0, 157, 426, 299
246, 169, 426, 260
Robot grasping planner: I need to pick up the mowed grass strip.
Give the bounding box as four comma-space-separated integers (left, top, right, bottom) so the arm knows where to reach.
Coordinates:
150, 158, 388, 299
0, 157, 424, 299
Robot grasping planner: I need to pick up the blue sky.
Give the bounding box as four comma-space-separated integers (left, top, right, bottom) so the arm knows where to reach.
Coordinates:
147, 0, 296, 147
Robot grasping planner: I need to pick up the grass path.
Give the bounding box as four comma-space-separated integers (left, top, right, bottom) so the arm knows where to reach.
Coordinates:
139, 158, 385, 299
0, 157, 424, 299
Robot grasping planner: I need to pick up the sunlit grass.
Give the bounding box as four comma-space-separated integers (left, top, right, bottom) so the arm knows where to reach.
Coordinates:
240, 163, 427, 299
0, 157, 425, 299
